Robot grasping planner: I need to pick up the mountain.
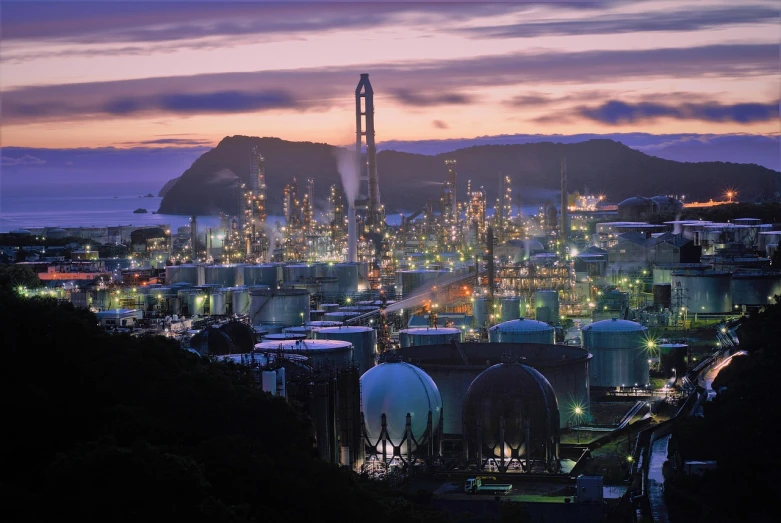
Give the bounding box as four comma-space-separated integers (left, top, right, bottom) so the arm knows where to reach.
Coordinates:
157, 135, 781, 216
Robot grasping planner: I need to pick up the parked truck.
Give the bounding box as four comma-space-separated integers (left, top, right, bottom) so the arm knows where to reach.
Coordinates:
464, 476, 513, 495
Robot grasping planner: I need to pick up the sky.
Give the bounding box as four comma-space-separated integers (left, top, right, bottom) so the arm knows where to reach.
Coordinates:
2, 0, 779, 150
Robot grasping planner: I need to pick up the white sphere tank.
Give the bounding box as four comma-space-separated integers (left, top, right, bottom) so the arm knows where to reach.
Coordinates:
399, 327, 463, 348
360, 362, 443, 449
488, 318, 555, 344
582, 318, 650, 388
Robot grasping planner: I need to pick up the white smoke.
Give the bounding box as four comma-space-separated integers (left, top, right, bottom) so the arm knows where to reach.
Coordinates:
335, 147, 360, 207
672, 212, 682, 235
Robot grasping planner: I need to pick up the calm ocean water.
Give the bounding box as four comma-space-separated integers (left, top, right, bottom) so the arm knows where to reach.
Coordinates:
0, 194, 545, 234
0, 195, 223, 233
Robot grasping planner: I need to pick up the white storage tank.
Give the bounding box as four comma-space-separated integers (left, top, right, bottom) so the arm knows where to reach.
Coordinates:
321, 303, 340, 313
255, 339, 354, 369
204, 264, 244, 287
534, 290, 559, 323
209, 289, 228, 315
284, 263, 317, 282
262, 332, 307, 342
499, 296, 525, 323
671, 270, 732, 313
397, 269, 451, 296
360, 362, 442, 452
315, 326, 377, 374
227, 286, 250, 315
185, 291, 206, 316
323, 311, 360, 322
283, 325, 323, 338
473, 296, 490, 327
325, 263, 360, 295
399, 327, 463, 348
166, 264, 204, 285
249, 288, 310, 328
243, 264, 283, 287
488, 318, 555, 344
308, 320, 343, 328
730, 272, 781, 307
582, 318, 650, 388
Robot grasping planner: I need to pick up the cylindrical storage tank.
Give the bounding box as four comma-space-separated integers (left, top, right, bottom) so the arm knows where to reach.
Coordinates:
204, 265, 244, 287
323, 311, 360, 322
261, 370, 277, 395
283, 325, 323, 338
186, 292, 206, 316
249, 289, 310, 328
315, 326, 377, 375
360, 362, 442, 453
321, 303, 340, 313
488, 318, 555, 344
499, 296, 525, 323
255, 339, 353, 369
325, 263, 360, 295
582, 318, 650, 388
284, 263, 317, 283
730, 272, 781, 306
399, 327, 463, 348
658, 343, 688, 378
262, 332, 307, 341
227, 286, 250, 315
209, 290, 227, 315
166, 264, 203, 285
397, 269, 451, 296
243, 264, 283, 287
671, 270, 731, 314
473, 296, 490, 327
308, 320, 343, 328
463, 363, 559, 466
652, 283, 672, 308
534, 290, 559, 323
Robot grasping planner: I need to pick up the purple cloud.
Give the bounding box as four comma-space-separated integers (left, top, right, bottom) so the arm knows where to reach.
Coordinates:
432, 120, 449, 129
390, 89, 473, 107
1, 154, 46, 167
578, 100, 780, 124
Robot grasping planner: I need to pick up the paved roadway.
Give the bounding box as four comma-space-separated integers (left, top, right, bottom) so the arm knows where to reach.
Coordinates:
647, 435, 671, 523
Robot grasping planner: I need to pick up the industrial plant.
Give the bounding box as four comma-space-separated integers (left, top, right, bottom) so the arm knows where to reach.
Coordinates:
6, 72, 774, 520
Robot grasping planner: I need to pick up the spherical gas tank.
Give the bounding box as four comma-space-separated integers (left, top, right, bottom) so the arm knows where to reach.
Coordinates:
360, 362, 442, 450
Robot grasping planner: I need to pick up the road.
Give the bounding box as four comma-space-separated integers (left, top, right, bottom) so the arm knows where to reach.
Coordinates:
647, 435, 671, 523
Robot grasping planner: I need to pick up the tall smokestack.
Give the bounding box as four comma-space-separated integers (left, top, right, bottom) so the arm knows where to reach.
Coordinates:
348, 205, 357, 263
190, 215, 198, 261
487, 226, 495, 303
560, 157, 568, 249
355, 73, 381, 229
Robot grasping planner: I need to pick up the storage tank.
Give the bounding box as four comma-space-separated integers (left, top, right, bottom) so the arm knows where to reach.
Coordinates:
652, 283, 672, 308
166, 264, 203, 285
325, 263, 359, 294
731, 272, 781, 306
284, 263, 317, 282
190, 327, 236, 356
283, 325, 322, 338
243, 264, 282, 287
488, 318, 555, 344
204, 265, 244, 287
249, 288, 310, 328
218, 321, 256, 353
360, 362, 442, 453
315, 326, 377, 374
397, 269, 451, 296
262, 332, 307, 341
671, 270, 731, 313
399, 327, 463, 348
255, 339, 354, 369
308, 320, 343, 328
499, 296, 525, 323
321, 303, 340, 313
323, 311, 360, 322
310, 309, 325, 321
227, 286, 250, 315
473, 296, 490, 327
209, 289, 228, 315
582, 318, 650, 388
185, 292, 206, 316
534, 290, 559, 323
463, 363, 559, 469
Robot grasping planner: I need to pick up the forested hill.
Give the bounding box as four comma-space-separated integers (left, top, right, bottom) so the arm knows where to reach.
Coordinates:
157, 135, 780, 216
